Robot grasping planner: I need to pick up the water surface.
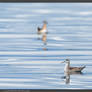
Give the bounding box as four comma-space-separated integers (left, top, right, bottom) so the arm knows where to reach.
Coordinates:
0, 3, 92, 89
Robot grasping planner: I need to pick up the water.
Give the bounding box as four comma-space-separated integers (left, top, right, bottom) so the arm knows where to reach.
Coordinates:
0, 3, 92, 89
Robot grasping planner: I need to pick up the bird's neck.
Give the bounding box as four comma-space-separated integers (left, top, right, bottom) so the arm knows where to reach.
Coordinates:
42, 24, 47, 30
64, 62, 70, 72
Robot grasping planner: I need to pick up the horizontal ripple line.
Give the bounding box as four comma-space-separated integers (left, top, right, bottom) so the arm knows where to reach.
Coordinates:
0, 51, 91, 55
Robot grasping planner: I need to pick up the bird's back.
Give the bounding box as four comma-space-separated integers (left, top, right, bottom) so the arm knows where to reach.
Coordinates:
69, 66, 85, 72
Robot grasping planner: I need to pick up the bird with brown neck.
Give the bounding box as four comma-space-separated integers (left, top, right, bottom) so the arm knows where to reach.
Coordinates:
37, 21, 48, 36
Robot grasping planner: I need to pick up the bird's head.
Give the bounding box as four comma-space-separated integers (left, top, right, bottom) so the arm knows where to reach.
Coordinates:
61, 59, 70, 63
43, 20, 48, 24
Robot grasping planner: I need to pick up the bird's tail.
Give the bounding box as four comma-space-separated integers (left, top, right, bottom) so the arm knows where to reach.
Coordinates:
81, 65, 86, 70
83, 65, 86, 68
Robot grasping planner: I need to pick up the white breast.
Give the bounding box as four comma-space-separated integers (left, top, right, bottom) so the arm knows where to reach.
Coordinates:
41, 29, 47, 33
64, 63, 69, 72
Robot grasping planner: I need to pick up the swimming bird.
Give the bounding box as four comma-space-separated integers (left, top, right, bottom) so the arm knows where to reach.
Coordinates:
37, 21, 48, 37
61, 59, 86, 73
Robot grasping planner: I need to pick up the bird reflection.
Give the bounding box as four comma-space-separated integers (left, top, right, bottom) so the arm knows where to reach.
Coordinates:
64, 72, 70, 84
42, 33, 47, 51
42, 33, 47, 45
43, 47, 47, 51
63, 71, 83, 84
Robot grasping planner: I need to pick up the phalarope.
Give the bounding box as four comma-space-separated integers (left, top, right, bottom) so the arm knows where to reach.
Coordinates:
37, 21, 48, 36
61, 59, 86, 73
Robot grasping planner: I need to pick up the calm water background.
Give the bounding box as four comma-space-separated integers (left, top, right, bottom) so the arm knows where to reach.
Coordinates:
0, 3, 92, 89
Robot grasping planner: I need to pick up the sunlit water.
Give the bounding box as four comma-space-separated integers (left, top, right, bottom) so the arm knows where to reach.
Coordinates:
0, 3, 92, 89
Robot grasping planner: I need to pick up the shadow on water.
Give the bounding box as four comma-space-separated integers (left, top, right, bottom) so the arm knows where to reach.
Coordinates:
61, 72, 83, 84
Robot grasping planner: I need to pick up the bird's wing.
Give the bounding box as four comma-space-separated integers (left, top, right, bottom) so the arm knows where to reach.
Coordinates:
69, 66, 85, 71
69, 67, 78, 70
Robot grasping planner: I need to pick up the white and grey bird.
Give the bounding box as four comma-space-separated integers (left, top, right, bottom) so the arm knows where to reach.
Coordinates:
61, 59, 86, 73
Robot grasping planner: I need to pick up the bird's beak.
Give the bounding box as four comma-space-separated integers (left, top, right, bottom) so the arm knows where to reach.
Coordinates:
61, 61, 65, 63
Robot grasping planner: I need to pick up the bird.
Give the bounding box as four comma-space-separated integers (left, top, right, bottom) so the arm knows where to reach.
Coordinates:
37, 21, 48, 39
61, 59, 86, 73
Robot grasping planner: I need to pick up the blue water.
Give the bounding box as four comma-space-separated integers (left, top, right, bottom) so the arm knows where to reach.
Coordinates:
0, 3, 92, 89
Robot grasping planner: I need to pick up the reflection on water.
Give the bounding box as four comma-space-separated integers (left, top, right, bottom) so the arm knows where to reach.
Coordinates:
63, 72, 83, 84
43, 47, 47, 51
0, 3, 92, 89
